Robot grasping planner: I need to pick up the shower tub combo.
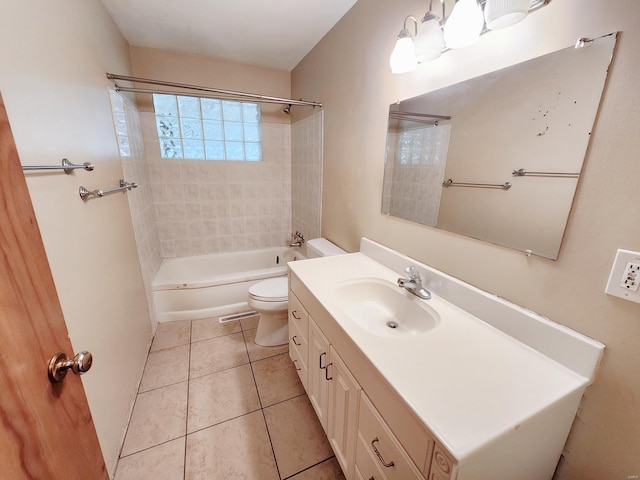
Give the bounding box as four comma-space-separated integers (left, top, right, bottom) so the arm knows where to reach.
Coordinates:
153, 247, 304, 322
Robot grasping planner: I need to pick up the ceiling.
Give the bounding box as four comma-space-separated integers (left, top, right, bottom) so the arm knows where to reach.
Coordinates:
100, 0, 358, 71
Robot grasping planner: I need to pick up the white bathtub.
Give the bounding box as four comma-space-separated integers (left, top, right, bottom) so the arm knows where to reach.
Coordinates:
153, 247, 304, 322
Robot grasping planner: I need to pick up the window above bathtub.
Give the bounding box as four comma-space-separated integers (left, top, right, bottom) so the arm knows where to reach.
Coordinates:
152, 94, 262, 161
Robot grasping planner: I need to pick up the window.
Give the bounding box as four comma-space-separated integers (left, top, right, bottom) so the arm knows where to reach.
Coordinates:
153, 94, 262, 161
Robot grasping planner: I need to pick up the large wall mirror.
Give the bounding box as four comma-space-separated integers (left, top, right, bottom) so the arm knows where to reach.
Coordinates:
382, 33, 617, 259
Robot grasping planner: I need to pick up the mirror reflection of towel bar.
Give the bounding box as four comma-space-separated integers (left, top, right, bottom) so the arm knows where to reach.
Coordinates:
443, 179, 512, 190
513, 168, 579, 178
79, 179, 137, 200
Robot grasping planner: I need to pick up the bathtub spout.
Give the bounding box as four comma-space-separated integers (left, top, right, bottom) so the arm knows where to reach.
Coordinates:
289, 231, 305, 247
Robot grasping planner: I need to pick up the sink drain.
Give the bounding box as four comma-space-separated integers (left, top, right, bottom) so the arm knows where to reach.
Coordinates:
386, 321, 399, 329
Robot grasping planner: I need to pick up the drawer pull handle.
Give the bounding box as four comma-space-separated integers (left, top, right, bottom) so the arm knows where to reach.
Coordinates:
319, 352, 327, 369
292, 335, 301, 346
293, 359, 301, 371
292, 310, 301, 320
371, 437, 395, 468
325, 362, 333, 381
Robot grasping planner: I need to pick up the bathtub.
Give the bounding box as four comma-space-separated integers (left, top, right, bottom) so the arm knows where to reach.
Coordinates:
153, 246, 305, 322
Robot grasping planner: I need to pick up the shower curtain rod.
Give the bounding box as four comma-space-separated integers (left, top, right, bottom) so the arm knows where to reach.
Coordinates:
106, 73, 322, 108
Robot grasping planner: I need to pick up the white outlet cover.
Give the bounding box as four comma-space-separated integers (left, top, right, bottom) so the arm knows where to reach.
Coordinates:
605, 249, 640, 304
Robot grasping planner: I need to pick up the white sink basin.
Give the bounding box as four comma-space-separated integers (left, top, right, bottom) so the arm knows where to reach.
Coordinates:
333, 278, 440, 337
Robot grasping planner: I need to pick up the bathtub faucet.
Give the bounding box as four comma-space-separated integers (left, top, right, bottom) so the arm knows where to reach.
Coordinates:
289, 231, 305, 247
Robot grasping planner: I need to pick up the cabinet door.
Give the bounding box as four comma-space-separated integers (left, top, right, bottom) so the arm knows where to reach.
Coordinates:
308, 318, 330, 432
327, 345, 361, 480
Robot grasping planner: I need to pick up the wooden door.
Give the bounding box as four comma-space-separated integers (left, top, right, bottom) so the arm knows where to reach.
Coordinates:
0, 93, 108, 478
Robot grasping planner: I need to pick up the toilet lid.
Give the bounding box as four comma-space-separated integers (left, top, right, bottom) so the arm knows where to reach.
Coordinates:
249, 277, 288, 302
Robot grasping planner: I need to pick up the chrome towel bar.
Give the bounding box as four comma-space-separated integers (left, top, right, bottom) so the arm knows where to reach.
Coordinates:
22, 158, 94, 174
79, 179, 137, 200
443, 178, 512, 190
512, 168, 579, 178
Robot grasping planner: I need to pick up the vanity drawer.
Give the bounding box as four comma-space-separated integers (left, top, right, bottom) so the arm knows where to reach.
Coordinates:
355, 432, 387, 480
289, 292, 309, 341
357, 393, 425, 480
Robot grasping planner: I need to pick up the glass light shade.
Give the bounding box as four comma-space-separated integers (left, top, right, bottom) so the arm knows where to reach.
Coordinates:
390, 35, 417, 74
444, 0, 484, 49
414, 16, 445, 62
484, 0, 529, 30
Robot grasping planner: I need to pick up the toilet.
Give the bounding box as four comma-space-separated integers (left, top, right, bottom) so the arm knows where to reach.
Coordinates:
248, 237, 347, 346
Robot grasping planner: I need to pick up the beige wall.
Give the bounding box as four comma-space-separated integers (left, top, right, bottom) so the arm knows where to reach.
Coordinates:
130, 48, 293, 257
0, 1, 152, 476
292, 0, 640, 477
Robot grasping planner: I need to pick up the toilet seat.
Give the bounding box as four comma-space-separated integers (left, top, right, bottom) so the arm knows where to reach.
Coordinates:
248, 277, 288, 303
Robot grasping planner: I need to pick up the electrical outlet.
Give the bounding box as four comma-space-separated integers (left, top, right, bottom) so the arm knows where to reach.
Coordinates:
605, 249, 640, 304
620, 262, 640, 291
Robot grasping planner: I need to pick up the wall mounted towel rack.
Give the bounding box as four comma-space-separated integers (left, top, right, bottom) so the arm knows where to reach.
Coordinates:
512, 168, 579, 178
79, 179, 137, 200
443, 178, 512, 190
22, 158, 94, 174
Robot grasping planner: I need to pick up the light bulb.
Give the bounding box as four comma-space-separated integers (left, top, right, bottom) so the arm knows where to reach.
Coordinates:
390, 33, 417, 74
444, 0, 484, 49
484, 0, 529, 30
414, 12, 445, 62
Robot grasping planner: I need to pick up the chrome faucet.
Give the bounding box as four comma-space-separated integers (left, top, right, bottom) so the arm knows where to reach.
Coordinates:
289, 231, 305, 247
397, 266, 431, 300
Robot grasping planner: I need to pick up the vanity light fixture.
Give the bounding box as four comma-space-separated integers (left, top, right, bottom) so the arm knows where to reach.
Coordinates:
390, 0, 550, 74
390, 15, 419, 74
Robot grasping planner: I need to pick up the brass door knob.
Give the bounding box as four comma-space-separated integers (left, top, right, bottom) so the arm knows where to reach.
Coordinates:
48, 351, 93, 383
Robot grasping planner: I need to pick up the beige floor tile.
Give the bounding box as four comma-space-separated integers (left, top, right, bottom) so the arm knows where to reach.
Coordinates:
121, 382, 188, 456
191, 317, 241, 342
190, 332, 249, 378
139, 344, 190, 393
188, 364, 260, 433
185, 411, 279, 480
115, 437, 185, 480
243, 328, 288, 362
263, 395, 333, 479
288, 457, 346, 480
252, 353, 305, 407
151, 320, 191, 352
240, 314, 260, 330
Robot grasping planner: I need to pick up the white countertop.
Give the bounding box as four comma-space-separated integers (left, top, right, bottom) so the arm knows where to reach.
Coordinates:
289, 252, 589, 460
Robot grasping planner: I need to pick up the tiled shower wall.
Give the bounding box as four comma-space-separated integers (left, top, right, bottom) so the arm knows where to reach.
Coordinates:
291, 111, 323, 241
141, 112, 292, 257
110, 91, 162, 329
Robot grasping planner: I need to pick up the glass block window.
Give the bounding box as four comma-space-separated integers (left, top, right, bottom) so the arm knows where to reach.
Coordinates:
153, 94, 262, 161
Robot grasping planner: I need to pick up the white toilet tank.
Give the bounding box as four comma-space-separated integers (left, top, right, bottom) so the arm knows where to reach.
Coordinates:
306, 238, 347, 258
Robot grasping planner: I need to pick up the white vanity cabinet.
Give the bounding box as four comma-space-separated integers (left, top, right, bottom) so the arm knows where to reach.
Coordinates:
289, 275, 456, 480
288, 239, 605, 480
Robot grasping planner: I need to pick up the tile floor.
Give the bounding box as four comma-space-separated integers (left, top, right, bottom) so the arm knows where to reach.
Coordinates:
114, 316, 346, 480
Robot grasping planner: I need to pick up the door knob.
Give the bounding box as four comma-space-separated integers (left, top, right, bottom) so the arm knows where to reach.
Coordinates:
48, 351, 93, 383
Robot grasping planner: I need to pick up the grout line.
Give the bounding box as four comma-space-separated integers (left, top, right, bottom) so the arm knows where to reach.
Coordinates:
282, 456, 338, 480
185, 406, 264, 437
118, 435, 186, 460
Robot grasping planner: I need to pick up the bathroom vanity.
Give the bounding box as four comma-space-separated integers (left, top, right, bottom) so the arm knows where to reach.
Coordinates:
287, 238, 604, 480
